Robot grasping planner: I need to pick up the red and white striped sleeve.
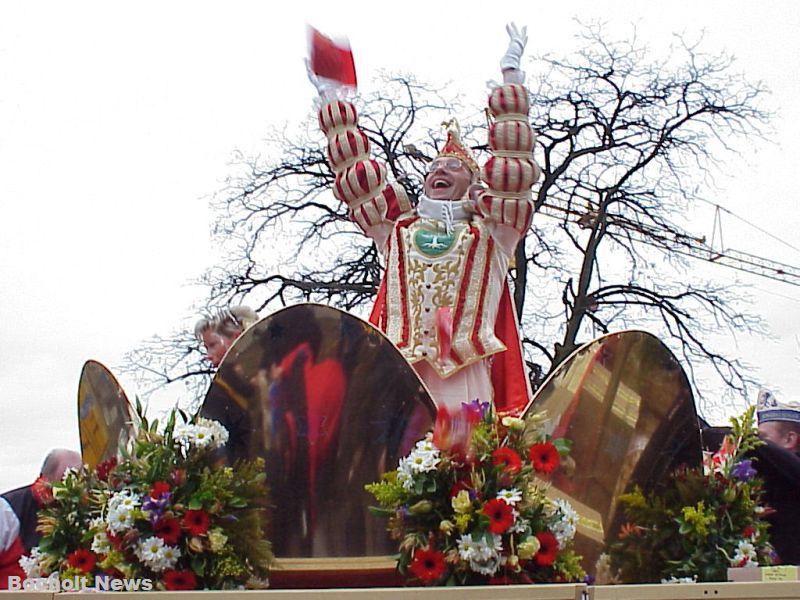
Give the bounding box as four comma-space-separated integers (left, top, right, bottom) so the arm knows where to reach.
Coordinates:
318, 100, 412, 238
477, 83, 540, 234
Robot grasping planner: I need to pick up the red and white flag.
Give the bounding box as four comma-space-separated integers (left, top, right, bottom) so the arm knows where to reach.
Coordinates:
308, 26, 357, 89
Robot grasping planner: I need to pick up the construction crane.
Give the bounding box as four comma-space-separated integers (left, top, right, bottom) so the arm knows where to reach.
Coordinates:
537, 197, 800, 288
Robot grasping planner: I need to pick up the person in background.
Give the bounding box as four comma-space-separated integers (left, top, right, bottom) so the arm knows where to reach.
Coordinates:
0, 498, 25, 589
195, 306, 259, 368
754, 389, 800, 564
1, 449, 82, 554
757, 389, 800, 453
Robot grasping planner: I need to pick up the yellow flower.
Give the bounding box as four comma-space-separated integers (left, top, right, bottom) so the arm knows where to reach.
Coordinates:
208, 528, 228, 553
451, 490, 472, 514
454, 513, 472, 533
439, 520, 455, 534
681, 501, 716, 536
517, 536, 541, 559
36, 515, 58, 536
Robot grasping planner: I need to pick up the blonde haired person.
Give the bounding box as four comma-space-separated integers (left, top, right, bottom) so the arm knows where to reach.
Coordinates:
195, 306, 258, 367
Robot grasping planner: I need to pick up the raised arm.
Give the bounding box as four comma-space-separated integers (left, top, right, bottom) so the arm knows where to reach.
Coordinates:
474, 24, 540, 238
306, 32, 412, 247
317, 101, 412, 242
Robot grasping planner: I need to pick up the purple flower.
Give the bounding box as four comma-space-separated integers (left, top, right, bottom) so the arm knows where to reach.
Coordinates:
462, 398, 490, 419
142, 491, 172, 523
731, 459, 757, 481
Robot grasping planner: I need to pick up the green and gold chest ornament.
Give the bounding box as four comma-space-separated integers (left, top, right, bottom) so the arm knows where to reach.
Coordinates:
414, 227, 457, 257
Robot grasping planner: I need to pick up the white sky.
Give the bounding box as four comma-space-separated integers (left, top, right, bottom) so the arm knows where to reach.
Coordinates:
1, 1, 799, 492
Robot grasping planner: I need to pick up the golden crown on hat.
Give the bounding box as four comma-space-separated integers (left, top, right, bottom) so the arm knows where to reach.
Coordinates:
756, 388, 800, 424
436, 119, 479, 175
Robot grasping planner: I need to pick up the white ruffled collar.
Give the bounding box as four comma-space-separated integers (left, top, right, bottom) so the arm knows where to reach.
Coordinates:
417, 194, 471, 233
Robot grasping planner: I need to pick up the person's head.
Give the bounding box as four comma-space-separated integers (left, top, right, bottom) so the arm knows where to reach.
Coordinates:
40, 449, 82, 482
756, 389, 800, 452
423, 119, 479, 201
758, 420, 800, 451
195, 306, 258, 367
424, 157, 476, 200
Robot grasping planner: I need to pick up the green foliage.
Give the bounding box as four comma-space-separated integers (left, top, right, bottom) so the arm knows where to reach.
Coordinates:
366, 402, 584, 586
608, 407, 773, 583
27, 407, 273, 589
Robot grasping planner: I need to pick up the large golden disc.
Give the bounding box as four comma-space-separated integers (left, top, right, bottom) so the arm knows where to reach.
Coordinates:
525, 331, 702, 575
77, 360, 134, 469
199, 303, 436, 565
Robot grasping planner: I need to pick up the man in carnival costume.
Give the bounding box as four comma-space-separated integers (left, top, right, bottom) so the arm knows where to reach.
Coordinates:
308, 24, 538, 415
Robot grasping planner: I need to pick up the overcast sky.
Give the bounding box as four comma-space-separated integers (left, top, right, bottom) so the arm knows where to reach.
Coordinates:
1, 1, 799, 492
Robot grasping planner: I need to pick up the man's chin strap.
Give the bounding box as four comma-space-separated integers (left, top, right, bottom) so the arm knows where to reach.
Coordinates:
417, 194, 471, 234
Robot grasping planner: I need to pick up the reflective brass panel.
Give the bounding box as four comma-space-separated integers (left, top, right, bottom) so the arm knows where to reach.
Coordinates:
78, 360, 134, 469
525, 331, 702, 574
200, 304, 436, 559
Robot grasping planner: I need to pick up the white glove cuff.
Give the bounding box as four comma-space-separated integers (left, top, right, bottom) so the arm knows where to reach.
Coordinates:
502, 68, 525, 85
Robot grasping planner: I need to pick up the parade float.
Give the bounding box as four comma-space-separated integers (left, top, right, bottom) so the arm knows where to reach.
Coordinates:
5, 21, 799, 600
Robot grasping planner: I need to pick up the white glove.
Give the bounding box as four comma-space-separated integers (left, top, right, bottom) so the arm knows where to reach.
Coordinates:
500, 23, 527, 83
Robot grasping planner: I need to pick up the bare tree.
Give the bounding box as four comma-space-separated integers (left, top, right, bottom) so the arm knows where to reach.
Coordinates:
123, 23, 771, 415
522, 24, 770, 405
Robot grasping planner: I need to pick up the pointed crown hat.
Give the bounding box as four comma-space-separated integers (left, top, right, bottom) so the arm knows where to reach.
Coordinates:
756, 388, 800, 424
436, 119, 479, 175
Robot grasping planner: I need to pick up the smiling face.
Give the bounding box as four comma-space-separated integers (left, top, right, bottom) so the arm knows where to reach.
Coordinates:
423, 157, 474, 200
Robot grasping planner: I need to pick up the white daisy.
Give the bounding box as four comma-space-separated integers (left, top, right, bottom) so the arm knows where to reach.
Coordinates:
136, 536, 165, 564
107, 507, 134, 533
496, 488, 522, 506
91, 532, 111, 554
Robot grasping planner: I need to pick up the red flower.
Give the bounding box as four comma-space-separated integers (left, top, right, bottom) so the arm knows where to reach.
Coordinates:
492, 447, 523, 474
183, 509, 211, 536
482, 498, 514, 534
67, 548, 97, 573
528, 442, 560, 475
30, 476, 54, 506
150, 481, 171, 500
618, 522, 641, 539
743, 525, 757, 539
95, 457, 117, 482
106, 531, 124, 551
163, 569, 197, 590
154, 517, 182, 545
408, 547, 446, 583
534, 531, 559, 566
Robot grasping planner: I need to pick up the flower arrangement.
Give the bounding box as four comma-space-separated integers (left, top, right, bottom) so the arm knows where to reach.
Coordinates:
22, 402, 273, 590
606, 406, 774, 583
365, 400, 585, 585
